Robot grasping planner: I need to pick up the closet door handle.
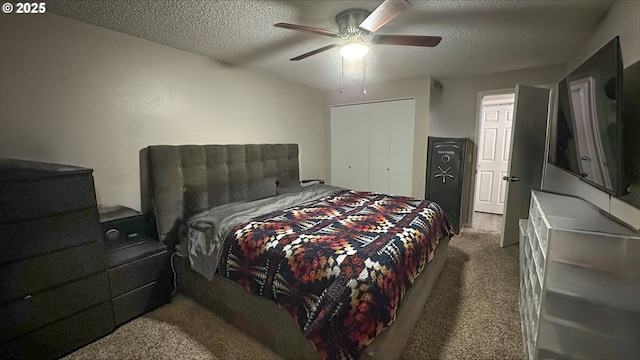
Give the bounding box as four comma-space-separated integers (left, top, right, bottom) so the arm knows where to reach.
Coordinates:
502, 176, 520, 182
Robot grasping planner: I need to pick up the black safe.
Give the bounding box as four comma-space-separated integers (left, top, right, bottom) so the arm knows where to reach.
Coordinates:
425, 137, 474, 234
99, 206, 171, 326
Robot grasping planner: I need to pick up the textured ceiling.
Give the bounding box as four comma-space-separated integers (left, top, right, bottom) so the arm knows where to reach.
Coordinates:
47, 0, 613, 91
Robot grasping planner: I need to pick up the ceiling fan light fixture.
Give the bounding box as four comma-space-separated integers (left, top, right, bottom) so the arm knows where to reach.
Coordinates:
339, 43, 369, 60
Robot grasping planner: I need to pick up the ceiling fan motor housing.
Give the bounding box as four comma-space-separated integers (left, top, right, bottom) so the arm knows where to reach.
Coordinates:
336, 9, 371, 40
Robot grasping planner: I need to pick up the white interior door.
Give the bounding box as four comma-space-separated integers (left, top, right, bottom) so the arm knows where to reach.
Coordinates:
474, 97, 514, 214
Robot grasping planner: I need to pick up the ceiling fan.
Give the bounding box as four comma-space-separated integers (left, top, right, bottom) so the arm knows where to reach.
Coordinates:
274, 0, 442, 61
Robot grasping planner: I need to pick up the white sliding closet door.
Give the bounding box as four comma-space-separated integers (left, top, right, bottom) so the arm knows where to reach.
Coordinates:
331, 98, 415, 196
385, 100, 414, 196
369, 113, 391, 194
330, 105, 368, 191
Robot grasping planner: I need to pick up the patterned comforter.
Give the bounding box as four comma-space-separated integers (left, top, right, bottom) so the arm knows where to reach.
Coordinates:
212, 189, 453, 359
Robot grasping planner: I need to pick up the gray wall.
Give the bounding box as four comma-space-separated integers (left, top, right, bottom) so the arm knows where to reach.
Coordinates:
429, 64, 566, 139
428, 0, 640, 231
428, 64, 565, 226
0, 13, 328, 211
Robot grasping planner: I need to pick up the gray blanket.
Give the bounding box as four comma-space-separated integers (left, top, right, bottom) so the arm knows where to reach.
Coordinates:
183, 184, 342, 281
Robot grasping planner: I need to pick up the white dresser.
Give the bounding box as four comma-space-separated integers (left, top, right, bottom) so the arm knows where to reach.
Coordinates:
519, 190, 640, 359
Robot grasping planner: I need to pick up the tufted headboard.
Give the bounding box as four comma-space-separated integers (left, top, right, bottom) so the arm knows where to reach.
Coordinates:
140, 144, 300, 244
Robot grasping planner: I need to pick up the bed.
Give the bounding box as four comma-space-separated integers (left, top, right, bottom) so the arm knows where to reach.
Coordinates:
140, 144, 453, 360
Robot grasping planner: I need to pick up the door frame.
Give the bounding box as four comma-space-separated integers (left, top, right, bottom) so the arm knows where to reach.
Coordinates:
472, 88, 516, 216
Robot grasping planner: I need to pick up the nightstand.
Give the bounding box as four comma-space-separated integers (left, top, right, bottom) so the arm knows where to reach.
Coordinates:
99, 206, 171, 326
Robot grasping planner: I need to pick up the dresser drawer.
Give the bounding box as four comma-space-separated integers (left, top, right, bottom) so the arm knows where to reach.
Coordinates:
108, 249, 170, 297
0, 301, 114, 360
112, 279, 172, 326
0, 173, 96, 222
0, 241, 106, 304
0, 208, 101, 265
0, 272, 111, 342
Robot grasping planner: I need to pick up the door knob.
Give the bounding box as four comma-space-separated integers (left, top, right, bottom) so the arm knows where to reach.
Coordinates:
502, 176, 520, 182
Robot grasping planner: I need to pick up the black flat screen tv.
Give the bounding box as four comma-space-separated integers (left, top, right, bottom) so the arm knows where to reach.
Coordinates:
550, 36, 627, 195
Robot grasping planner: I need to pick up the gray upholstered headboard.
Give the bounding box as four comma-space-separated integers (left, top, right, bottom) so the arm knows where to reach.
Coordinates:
140, 144, 300, 243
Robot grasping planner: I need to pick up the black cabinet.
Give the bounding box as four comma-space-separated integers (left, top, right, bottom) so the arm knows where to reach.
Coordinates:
0, 159, 114, 360
425, 137, 474, 234
99, 207, 171, 326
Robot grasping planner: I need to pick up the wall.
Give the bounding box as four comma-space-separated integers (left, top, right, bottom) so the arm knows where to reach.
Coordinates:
428, 64, 565, 225
431, 64, 566, 139
543, 0, 640, 230
325, 76, 431, 198
0, 13, 328, 211
324, 63, 565, 224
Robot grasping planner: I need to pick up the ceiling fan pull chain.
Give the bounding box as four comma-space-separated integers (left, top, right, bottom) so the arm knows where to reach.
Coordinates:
362, 55, 367, 95
340, 56, 344, 93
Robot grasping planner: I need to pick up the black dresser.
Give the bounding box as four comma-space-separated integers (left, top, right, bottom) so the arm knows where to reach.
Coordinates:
99, 206, 171, 326
0, 159, 115, 359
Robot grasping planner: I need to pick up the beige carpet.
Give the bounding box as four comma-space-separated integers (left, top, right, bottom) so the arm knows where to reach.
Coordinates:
65, 228, 522, 359
402, 228, 523, 359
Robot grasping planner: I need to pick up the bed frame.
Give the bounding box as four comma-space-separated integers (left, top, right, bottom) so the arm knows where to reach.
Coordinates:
140, 144, 450, 359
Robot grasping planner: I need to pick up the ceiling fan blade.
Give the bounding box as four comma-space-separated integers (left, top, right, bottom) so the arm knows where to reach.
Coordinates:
359, 0, 411, 33
371, 35, 442, 47
290, 44, 340, 61
274, 23, 339, 38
